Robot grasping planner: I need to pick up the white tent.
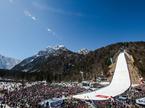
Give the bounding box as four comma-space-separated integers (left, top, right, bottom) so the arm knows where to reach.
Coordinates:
73, 51, 131, 100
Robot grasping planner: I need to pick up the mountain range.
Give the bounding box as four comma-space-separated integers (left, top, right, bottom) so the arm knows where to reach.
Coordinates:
0, 41, 145, 83
0, 54, 20, 69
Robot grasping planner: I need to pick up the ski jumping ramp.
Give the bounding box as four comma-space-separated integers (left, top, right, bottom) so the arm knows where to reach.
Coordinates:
73, 51, 131, 100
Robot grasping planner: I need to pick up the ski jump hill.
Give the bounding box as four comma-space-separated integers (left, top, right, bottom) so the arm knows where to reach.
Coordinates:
73, 51, 131, 100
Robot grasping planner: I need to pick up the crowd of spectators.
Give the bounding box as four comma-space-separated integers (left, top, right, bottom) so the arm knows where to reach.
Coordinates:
3, 82, 87, 108
0, 82, 145, 108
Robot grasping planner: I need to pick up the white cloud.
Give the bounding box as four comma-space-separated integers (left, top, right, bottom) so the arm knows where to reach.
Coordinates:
46, 28, 62, 40
24, 10, 37, 21
47, 28, 52, 32
46, 28, 57, 36
31, 16, 37, 21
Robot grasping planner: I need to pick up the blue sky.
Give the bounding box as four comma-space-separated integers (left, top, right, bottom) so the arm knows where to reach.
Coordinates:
0, 0, 145, 59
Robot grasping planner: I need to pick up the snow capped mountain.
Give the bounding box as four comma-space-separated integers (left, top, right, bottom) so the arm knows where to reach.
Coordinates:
37, 45, 67, 56
12, 45, 70, 72
0, 54, 21, 69
78, 48, 90, 55
12, 45, 92, 72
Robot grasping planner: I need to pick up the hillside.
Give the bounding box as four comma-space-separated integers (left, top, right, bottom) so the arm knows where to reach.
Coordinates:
9, 41, 145, 82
